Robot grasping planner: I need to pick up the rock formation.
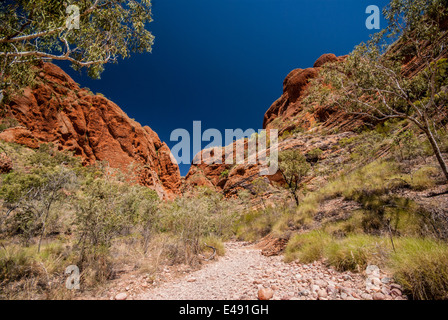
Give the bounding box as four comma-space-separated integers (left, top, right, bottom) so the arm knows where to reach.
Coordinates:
0, 63, 181, 199
262, 53, 366, 134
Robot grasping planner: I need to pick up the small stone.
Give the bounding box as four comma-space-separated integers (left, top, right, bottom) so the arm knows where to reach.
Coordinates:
298, 290, 310, 297
366, 265, 380, 277
315, 279, 327, 287
373, 293, 386, 300
390, 283, 402, 290
391, 288, 402, 297
381, 287, 390, 295
368, 285, 382, 292
381, 277, 392, 284
258, 287, 274, 300
341, 287, 352, 295
187, 277, 197, 282
361, 293, 373, 300
115, 292, 128, 301
311, 285, 320, 292
327, 285, 338, 295
317, 289, 328, 299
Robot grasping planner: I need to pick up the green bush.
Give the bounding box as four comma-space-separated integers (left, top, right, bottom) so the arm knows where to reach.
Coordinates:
0, 166, 77, 247
220, 169, 229, 178
306, 148, 323, 162
284, 231, 331, 263
27, 143, 81, 169
324, 235, 388, 272
235, 207, 281, 242
284, 230, 448, 299
0, 118, 19, 133
390, 238, 448, 300
405, 166, 439, 190
157, 187, 240, 264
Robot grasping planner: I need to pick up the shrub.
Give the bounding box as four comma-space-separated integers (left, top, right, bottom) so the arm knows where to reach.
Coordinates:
284, 231, 331, 263
389, 238, 448, 300
283, 229, 448, 300
0, 117, 19, 133
27, 144, 81, 169
392, 129, 426, 161
74, 179, 147, 256
158, 187, 240, 264
235, 207, 280, 242
405, 166, 439, 190
220, 169, 229, 178
280, 130, 292, 140
324, 235, 389, 272
278, 150, 311, 206
306, 148, 323, 163
0, 166, 77, 247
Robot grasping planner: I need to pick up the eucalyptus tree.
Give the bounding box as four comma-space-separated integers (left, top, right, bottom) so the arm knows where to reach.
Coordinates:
278, 150, 311, 206
0, 0, 154, 103
310, 0, 448, 180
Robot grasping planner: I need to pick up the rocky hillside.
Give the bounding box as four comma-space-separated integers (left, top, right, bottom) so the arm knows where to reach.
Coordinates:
185, 45, 448, 196
184, 130, 355, 197
0, 63, 181, 199
263, 53, 365, 134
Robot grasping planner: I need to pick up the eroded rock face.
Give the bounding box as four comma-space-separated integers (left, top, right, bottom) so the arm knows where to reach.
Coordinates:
184, 130, 354, 196
1, 63, 181, 199
262, 53, 366, 133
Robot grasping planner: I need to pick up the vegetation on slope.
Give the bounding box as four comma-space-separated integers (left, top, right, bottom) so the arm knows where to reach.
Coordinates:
0, 141, 242, 299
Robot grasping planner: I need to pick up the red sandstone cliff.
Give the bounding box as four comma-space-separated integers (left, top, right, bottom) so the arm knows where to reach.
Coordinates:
0, 63, 181, 199
262, 53, 366, 134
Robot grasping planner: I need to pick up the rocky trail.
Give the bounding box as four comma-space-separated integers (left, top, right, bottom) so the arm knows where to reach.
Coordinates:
105, 242, 406, 301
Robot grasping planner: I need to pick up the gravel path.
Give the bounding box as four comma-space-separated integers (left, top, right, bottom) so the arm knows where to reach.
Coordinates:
136, 242, 405, 300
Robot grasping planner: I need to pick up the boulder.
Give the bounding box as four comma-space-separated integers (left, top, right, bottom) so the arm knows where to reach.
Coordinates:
0, 153, 13, 173
258, 287, 274, 300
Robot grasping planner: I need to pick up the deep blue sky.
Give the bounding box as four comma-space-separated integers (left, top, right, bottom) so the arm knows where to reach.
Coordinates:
60, 0, 389, 176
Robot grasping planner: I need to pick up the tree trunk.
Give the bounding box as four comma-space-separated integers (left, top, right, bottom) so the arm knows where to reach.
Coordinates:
424, 127, 448, 182
38, 209, 50, 253
292, 192, 300, 207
